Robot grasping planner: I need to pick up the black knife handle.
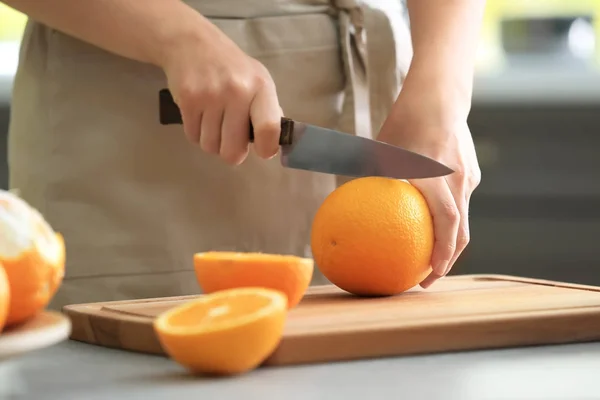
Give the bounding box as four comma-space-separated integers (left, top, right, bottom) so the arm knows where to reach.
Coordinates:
158, 89, 295, 145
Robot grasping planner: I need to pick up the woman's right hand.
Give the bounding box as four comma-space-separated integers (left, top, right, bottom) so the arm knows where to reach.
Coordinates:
2, 1, 282, 166
159, 17, 282, 165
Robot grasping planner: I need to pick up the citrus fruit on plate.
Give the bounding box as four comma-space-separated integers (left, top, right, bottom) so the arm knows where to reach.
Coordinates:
0, 189, 66, 327
194, 252, 313, 309
311, 177, 434, 296
154, 287, 287, 376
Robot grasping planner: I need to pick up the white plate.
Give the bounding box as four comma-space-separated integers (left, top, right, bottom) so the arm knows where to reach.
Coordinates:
0, 311, 71, 361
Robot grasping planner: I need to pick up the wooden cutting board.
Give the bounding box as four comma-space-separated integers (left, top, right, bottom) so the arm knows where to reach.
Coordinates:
62, 274, 600, 366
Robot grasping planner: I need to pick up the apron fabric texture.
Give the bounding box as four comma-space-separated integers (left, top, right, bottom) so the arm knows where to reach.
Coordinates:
8, 0, 412, 308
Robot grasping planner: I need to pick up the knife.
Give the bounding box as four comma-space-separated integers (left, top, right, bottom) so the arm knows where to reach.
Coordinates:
158, 89, 453, 180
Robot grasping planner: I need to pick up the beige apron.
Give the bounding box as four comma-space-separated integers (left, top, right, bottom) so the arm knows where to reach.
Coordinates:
8, 0, 412, 308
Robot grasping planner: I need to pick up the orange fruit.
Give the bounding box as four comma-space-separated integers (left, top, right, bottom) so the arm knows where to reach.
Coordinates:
0, 190, 66, 326
311, 177, 434, 296
0, 265, 10, 332
194, 252, 313, 309
154, 287, 287, 376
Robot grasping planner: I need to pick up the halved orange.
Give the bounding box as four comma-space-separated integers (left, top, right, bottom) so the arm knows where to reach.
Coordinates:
0, 190, 65, 326
154, 287, 288, 376
194, 252, 313, 309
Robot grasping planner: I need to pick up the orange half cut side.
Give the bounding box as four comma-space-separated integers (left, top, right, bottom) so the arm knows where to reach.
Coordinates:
154, 287, 288, 376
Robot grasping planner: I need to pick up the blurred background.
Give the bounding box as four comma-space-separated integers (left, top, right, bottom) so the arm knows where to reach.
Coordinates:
1, 1, 600, 285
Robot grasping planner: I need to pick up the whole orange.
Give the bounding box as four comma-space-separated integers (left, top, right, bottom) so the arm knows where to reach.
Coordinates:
311, 177, 434, 296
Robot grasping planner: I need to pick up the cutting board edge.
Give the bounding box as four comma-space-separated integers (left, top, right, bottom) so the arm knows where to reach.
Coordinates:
63, 302, 600, 358
60, 273, 600, 366
264, 306, 600, 366
63, 293, 201, 311
61, 272, 600, 347
64, 306, 157, 350
264, 336, 600, 367
66, 305, 600, 366
60, 273, 600, 314
282, 305, 600, 336
469, 274, 600, 292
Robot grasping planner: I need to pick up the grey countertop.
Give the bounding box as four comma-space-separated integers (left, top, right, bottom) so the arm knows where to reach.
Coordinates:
2, 340, 600, 400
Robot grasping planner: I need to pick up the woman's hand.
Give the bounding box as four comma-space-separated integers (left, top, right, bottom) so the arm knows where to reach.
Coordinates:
2, 1, 282, 166
387, 0, 486, 287
377, 72, 481, 288
160, 19, 282, 165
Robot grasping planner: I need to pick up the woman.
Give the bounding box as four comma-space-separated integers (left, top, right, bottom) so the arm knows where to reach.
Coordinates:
3, 0, 483, 307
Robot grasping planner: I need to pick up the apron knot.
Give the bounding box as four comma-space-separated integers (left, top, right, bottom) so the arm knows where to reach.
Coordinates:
330, 0, 372, 140
332, 0, 365, 30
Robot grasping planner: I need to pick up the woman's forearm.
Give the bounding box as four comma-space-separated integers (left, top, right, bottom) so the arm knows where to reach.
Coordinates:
2, 0, 214, 67
405, 0, 487, 105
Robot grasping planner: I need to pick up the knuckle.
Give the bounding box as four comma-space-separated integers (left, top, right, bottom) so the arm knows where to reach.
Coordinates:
177, 85, 196, 105
226, 78, 254, 97
446, 241, 458, 255
453, 168, 467, 181
440, 201, 460, 224
439, 241, 457, 259
253, 73, 269, 88
252, 60, 270, 77
457, 231, 470, 250
455, 164, 481, 189
252, 65, 274, 89
178, 83, 221, 107
201, 84, 221, 102
469, 169, 482, 187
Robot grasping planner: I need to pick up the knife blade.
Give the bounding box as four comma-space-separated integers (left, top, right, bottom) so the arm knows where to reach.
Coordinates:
158, 89, 454, 180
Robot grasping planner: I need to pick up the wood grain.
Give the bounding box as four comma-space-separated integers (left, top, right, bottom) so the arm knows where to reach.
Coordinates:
62, 274, 600, 366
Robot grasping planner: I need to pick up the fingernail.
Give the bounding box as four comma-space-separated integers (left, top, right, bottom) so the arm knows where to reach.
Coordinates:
419, 273, 438, 289
420, 280, 432, 289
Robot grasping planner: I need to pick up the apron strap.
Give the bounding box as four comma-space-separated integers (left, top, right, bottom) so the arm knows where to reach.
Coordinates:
331, 0, 372, 139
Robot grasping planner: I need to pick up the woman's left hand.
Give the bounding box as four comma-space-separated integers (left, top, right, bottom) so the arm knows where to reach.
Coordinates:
377, 73, 481, 288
